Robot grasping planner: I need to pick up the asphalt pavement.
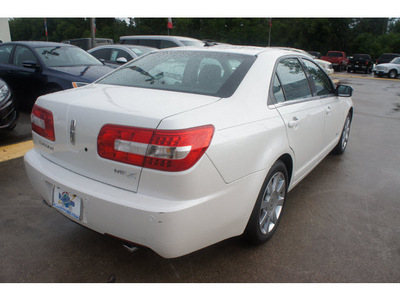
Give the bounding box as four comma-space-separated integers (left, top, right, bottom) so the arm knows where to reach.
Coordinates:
0, 72, 399, 283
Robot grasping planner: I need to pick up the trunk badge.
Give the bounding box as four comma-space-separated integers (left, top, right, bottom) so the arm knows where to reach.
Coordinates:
70, 119, 77, 145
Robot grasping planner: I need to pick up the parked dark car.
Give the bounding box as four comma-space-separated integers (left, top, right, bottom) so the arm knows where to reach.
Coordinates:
0, 41, 114, 110
376, 53, 400, 65
307, 51, 321, 58
88, 44, 156, 68
347, 54, 373, 74
0, 78, 18, 130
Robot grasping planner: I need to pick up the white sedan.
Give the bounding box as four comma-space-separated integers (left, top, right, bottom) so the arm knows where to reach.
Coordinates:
24, 46, 353, 258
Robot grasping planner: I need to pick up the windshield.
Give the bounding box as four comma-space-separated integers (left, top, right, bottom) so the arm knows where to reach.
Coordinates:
35, 46, 103, 67
354, 54, 369, 59
97, 51, 255, 98
180, 40, 205, 47
128, 46, 154, 56
391, 57, 400, 64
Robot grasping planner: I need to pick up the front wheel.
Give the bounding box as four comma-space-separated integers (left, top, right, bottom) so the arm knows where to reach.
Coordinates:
388, 70, 398, 79
332, 113, 352, 154
244, 160, 288, 245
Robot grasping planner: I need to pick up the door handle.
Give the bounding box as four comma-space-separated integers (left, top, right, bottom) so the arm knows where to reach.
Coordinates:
288, 117, 300, 128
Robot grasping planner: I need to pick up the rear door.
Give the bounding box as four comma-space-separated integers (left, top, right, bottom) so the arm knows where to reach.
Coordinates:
272, 57, 325, 182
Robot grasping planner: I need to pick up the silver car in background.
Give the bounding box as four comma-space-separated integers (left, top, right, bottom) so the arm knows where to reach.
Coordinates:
88, 44, 156, 68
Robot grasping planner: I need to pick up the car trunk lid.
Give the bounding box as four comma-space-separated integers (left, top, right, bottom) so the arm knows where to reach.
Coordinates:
33, 84, 219, 192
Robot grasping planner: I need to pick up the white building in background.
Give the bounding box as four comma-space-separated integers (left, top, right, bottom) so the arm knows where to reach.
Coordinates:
0, 18, 11, 42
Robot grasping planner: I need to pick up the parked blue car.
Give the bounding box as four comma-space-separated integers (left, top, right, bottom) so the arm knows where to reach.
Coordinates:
0, 41, 114, 110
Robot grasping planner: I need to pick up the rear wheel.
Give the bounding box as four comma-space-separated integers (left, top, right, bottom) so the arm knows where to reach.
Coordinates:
244, 160, 288, 245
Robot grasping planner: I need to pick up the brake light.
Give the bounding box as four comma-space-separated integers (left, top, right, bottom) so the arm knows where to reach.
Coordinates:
31, 104, 55, 141
97, 124, 214, 172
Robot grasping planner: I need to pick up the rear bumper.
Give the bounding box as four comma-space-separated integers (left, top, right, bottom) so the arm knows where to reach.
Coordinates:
24, 149, 263, 258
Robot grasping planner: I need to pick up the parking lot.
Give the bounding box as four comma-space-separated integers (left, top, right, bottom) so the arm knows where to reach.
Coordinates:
0, 72, 400, 283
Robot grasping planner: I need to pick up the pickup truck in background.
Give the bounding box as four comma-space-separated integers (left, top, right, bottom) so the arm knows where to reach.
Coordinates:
321, 51, 348, 71
347, 54, 374, 74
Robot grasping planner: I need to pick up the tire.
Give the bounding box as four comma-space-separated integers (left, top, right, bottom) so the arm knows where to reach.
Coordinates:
388, 70, 397, 79
244, 160, 288, 245
332, 113, 352, 155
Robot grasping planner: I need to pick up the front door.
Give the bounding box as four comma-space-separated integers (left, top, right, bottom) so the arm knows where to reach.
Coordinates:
271, 57, 325, 183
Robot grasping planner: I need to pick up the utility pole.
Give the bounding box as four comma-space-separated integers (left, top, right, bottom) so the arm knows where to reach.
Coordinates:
268, 18, 272, 46
90, 18, 96, 48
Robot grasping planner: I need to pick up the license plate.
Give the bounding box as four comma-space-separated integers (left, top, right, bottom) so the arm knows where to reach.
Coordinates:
53, 187, 82, 220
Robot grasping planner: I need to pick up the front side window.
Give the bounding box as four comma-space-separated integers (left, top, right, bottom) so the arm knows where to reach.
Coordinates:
13, 46, 38, 67
110, 49, 132, 62
97, 51, 256, 98
90, 48, 111, 61
302, 59, 335, 96
0, 44, 13, 64
275, 58, 312, 102
34, 46, 102, 67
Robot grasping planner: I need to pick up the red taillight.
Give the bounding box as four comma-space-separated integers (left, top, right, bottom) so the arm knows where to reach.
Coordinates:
97, 124, 215, 172
31, 104, 55, 141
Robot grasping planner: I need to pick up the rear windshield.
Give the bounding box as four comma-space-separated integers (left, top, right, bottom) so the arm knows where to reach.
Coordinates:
353, 54, 370, 59
97, 51, 256, 98
381, 54, 399, 60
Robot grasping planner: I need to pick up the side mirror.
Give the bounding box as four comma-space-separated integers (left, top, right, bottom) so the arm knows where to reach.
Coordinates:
336, 85, 353, 97
22, 61, 40, 70
116, 57, 128, 64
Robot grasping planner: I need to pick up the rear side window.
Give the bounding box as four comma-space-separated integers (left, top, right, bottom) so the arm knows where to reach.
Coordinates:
97, 51, 256, 98
120, 39, 139, 45
275, 58, 312, 101
0, 44, 13, 64
138, 39, 160, 48
160, 40, 179, 48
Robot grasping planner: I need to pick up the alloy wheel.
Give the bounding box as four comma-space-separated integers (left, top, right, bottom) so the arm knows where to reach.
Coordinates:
259, 172, 286, 235
341, 116, 351, 151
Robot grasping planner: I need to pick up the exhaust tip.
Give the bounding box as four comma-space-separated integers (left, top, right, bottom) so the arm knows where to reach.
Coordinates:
122, 243, 139, 253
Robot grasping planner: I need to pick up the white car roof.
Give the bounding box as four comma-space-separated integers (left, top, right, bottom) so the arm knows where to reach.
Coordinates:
157, 44, 307, 57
